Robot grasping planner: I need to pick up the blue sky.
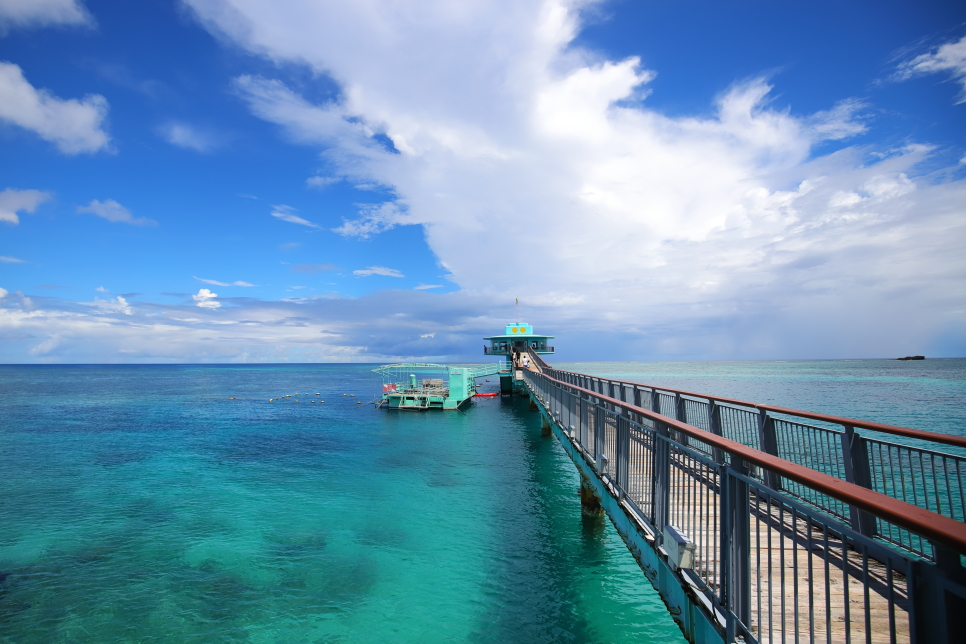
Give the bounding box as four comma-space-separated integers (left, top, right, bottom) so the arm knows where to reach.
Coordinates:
1, 0, 964, 363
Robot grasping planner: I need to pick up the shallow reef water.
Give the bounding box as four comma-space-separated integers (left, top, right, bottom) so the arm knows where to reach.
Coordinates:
0, 364, 685, 643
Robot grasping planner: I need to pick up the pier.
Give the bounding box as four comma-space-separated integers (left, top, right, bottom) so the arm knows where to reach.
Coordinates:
515, 347, 966, 644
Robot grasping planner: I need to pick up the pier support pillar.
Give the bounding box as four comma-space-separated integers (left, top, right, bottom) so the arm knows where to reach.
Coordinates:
529, 396, 538, 411
579, 476, 603, 517
541, 413, 552, 436
500, 375, 513, 394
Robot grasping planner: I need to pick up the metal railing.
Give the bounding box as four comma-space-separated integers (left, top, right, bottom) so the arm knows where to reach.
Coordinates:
522, 361, 966, 644
485, 345, 554, 355
532, 357, 966, 562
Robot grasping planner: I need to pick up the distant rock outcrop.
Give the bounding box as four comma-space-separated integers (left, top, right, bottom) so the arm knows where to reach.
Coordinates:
896, 355, 925, 361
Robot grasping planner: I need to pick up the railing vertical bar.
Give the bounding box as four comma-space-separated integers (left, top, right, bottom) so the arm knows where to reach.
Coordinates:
808, 515, 815, 644
932, 454, 943, 517
824, 524, 831, 644
755, 493, 762, 641
769, 495, 775, 644
863, 547, 871, 644
886, 558, 896, 644
793, 507, 800, 644
917, 451, 928, 512
956, 459, 965, 522
842, 531, 852, 644
780, 501, 787, 644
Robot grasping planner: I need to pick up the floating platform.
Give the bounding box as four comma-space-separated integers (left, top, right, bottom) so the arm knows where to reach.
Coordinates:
373, 363, 506, 410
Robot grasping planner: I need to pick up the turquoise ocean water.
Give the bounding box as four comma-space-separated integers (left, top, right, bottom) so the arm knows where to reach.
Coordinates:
2, 359, 964, 643
0, 364, 681, 644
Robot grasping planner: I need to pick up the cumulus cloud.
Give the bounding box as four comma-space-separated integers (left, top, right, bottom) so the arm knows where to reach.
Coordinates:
0, 0, 92, 32
894, 35, 966, 103
0, 287, 7, 298
270, 204, 319, 228
414, 284, 443, 290
0, 255, 25, 263
0, 61, 110, 153
0, 187, 50, 224
192, 288, 220, 309
78, 199, 157, 226
171, 0, 966, 360
95, 286, 108, 292
0, 0, 938, 361
157, 121, 220, 152
353, 266, 404, 277
194, 276, 257, 286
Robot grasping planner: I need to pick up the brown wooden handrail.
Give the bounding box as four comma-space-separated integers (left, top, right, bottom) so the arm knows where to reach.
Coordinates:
542, 365, 966, 449
535, 370, 966, 554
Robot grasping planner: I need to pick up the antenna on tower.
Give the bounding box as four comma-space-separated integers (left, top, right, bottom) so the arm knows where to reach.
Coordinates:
515, 297, 519, 324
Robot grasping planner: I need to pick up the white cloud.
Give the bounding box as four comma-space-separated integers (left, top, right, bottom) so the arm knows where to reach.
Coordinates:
894, 35, 966, 103
77, 199, 157, 226
270, 204, 319, 228
192, 288, 220, 309
157, 121, 219, 152
0, 187, 50, 224
306, 175, 340, 188
353, 266, 404, 277
30, 334, 63, 356
0, 287, 7, 298
0, 0, 92, 31
420, 332, 435, 338
805, 99, 868, 140
0, 61, 110, 154
334, 202, 408, 239
232, 75, 370, 151
414, 284, 443, 290
89, 295, 132, 315
95, 286, 108, 292
194, 276, 257, 287
0, 255, 25, 263
80, 0, 965, 359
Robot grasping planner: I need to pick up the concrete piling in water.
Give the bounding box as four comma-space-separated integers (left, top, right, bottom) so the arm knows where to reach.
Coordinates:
541, 413, 552, 436
579, 476, 603, 517
529, 396, 538, 411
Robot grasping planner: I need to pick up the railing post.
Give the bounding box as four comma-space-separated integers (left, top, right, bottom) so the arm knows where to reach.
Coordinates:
708, 401, 725, 464
756, 410, 782, 490
674, 393, 689, 447
616, 415, 629, 495
841, 425, 877, 537
594, 405, 606, 474
652, 425, 670, 531
651, 390, 661, 415
909, 551, 966, 644
720, 461, 752, 637
631, 387, 644, 427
